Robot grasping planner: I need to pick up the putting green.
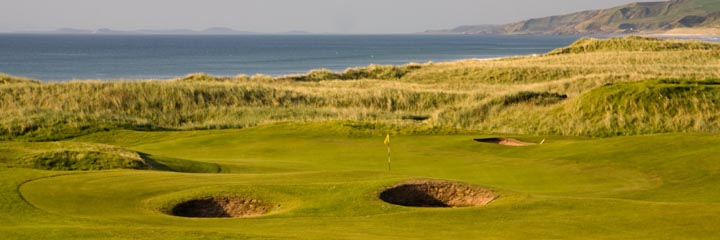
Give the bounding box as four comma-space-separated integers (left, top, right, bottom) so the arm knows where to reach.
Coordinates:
4, 124, 720, 239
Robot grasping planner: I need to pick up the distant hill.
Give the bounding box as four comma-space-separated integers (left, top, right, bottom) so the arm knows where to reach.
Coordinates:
429, 0, 720, 35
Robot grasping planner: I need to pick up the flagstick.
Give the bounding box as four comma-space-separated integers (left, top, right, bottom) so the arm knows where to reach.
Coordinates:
387, 142, 391, 171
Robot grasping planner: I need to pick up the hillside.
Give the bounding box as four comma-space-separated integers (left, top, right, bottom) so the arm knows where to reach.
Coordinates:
431, 0, 720, 35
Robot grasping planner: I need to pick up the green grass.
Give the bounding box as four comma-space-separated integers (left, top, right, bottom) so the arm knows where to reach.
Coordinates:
1, 124, 720, 239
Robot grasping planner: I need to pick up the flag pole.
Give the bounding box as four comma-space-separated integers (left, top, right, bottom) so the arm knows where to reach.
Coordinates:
384, 134, 391, 171
387, 141, 391, 171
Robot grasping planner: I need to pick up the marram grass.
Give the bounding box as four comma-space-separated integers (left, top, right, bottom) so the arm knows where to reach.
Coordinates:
1, 36, 719, 141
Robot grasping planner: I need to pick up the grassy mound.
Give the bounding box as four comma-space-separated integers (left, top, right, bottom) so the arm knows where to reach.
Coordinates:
174, 73, 231, 82
0, 141, 147, 170
0, 74, 39, 84
0, 139, 228, 172
557, 80, 720, 136
282, 64, 423, 81
441, 80, 720, 136
547, 36, 720, 55
173, 73, 276, 83
21, 150, 145, 171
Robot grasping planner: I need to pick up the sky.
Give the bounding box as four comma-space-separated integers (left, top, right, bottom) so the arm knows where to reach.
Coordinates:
1, 0, 658, 34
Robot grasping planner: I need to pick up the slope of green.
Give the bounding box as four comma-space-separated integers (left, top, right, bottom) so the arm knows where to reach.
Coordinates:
0, 125, 719, 239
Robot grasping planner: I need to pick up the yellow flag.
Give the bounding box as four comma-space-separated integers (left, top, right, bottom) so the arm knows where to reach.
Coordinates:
384, 134, 390, 145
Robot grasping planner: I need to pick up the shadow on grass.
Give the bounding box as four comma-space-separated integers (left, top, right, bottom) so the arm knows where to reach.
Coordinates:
139, 152, 223, 173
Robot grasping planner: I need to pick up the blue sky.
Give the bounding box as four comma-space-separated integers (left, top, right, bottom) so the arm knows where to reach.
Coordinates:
1, 0, 656, 33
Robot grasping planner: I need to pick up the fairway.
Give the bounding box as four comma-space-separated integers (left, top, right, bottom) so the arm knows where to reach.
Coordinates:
2, 123, 720, 239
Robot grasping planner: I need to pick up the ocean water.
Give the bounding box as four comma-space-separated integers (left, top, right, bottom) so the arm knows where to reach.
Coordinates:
0, 34, 580, 81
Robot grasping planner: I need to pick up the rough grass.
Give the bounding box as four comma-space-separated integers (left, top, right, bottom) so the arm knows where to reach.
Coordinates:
557, 80, 720, 136
547, 36, 720, 55
0, 74, 39, 84
281, 64, 423, 81
437, 79, 720, 136
1, 36, 719, 141
0, 80, 466, 141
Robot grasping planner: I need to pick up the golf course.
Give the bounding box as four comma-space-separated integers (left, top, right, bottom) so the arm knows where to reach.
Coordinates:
2, 36, 720, 239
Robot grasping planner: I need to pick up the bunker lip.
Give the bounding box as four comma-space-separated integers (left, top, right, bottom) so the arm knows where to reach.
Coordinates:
379, 180, 498, 208
170, 196, 271, 218
474, 137, 536, 146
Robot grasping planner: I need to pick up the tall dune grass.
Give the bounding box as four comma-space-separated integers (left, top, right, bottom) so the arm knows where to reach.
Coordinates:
2, 36, 720, 140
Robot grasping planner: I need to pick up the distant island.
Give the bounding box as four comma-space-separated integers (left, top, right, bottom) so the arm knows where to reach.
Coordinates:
31, 27, 311, 35
428, 0, 720, 35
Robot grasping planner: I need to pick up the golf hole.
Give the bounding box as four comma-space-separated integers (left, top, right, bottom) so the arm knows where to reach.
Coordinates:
474, 137, 536, 146
171, 196, 272, 218
380, 180, 497, 207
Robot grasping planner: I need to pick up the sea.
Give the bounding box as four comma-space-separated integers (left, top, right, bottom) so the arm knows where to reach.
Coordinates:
0, 34, 584, 81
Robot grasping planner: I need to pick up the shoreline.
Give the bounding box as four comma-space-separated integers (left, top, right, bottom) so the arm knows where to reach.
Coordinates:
3, 56, 515, 83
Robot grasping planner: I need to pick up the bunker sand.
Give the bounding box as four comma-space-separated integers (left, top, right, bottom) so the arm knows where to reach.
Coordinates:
380, 180, 497, 207
171, 196, 272, 218
474, 138, 536, 146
